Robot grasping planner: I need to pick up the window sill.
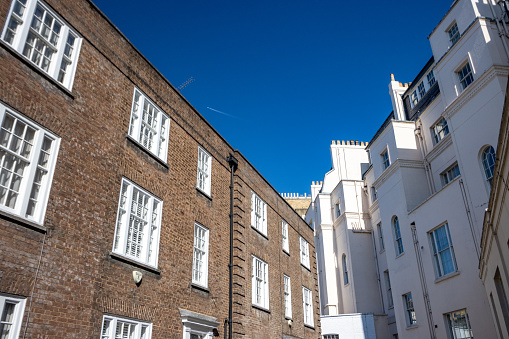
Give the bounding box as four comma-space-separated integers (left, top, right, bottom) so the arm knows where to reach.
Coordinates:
395, 252, 405, 259
109, 252, 161, 275
252, 304, 270, 313
0, 209, 46, 233
196, 187, 212, 200
406, 324, 418, 330
388, 306, 394, 310
304, 324, 315, 330
440, 175, 461, 189
251, 226, 268, 240
434, 270, 460, 284
343, 283, 350, 287
283, 249, 290, 256
379, 249, 385, 254
190, 283, 210, 293
301, 263, 311, 272
126, 135, 169, 169
0, 40, 74, 99
285, 316, 292, 320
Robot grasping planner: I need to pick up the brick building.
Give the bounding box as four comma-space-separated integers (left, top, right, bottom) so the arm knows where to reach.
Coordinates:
0, 0, 320, 338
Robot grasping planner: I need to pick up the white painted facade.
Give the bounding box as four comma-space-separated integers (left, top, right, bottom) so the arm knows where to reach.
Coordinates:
307, 1, 509, 338
480, 36, 509, 339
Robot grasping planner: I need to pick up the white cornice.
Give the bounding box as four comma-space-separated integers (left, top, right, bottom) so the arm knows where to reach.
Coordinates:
315, 223, 333, 237
369, 199, 379, 215
373, 159, 425, 189
425, 133, 453, 163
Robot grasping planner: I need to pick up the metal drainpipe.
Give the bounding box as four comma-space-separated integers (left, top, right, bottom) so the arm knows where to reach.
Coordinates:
488, 0, 509, 62
226, 154, 238, 339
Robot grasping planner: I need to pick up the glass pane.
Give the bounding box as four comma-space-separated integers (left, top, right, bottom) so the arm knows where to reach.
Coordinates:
0, 188, 6, 205
10, 174, 22, 192
0, 324, 11, 339
6, 191, 18, 208
9, 136, 21, 153
101, 319, 111, 335
26, 199, 36, 217
0, 169, 11, 187
2, 115, 15, 133
0, 302, 15, 322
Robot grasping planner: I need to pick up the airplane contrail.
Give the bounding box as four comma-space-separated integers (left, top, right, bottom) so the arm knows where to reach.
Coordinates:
206, 107, 236, 118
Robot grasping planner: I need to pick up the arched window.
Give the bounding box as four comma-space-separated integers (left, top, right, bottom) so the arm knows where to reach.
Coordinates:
393, 217, 404, 255
342, 254, 349, 285
482, 146, 496, 188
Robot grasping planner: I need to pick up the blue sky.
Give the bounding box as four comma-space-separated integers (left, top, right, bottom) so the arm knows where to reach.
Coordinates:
92, 0, 453, 195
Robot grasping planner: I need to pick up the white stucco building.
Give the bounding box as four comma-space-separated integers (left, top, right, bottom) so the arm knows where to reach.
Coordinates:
307, 0, 509, 338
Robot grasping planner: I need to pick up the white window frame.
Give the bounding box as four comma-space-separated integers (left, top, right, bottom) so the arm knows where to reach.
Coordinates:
196, 147, 211, 196
417, 82, 426, 98
429, 223, 457, 278
302, 286, 314, 327
192, 222, 209, 288
334, 202, 340, 219
481, 145, 496, 189
370, 186, 377, 203
101, 314, 151, 339
440, 163, 460, 187
251, 255, 269, 309
384, 271, 393, 308
0, 294, 26, 339
284, 274, 292, 319
2, 0, 82, 90
457, 62, 474, 91
281, 219, 289, 254
377, 222, 385, 251
411, 90, 419, 106
180, 309, 219, 339
393, 216, 404, 256
0, 102, 60, 225
342, 254, 349, 285
448, 22, 460, 45
431, 117, 449, 145
427, 70, 436, 87
251, 191, 267, 236
112, 178, 162, 268
445, 309, 474, 339
300, 236, 310, 269
381, 149, 390, 170
403, 293, 417, 326
128, 87, 170, 162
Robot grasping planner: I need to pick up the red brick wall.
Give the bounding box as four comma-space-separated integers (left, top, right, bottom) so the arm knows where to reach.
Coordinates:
0, 0, 320, 338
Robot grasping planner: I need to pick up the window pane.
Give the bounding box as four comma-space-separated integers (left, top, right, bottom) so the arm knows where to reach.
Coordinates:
128, 89, 169, 161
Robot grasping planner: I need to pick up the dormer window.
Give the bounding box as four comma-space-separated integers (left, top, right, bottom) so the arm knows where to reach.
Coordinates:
411, 91, 418, 106
418, 82, 426, 98
427, 71, 436, 87
448, 22, 460, 45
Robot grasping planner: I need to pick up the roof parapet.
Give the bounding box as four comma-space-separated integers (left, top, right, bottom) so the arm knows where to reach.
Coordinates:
331, 140, 367, 147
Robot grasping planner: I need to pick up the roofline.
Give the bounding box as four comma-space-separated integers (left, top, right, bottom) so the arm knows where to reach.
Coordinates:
403, 56, 435, 96
428, 0, 460, 38
86, 1, 313, 231
87, 0, 235, 152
